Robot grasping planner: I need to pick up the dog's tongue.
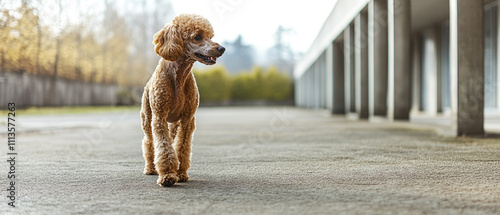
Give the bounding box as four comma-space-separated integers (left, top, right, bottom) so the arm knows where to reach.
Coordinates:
210, 57, 217, 62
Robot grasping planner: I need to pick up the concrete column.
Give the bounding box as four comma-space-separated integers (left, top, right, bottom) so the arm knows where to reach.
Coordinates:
306, 69, 312, 108
307, 69, 314, 108
300, 77, 305, 107
302, 75, 306, 107
368, 0, 388, 118
344, 26, 354, 114
313, 63, 317, 108
388, 0, 411, 120
300, 74, 303, 107
436, 29, 443, 114
333, 40, 346, 114
355, 11, 369, 119
299, 77, 303, 107
305, 75, 309, 108
316, 60, 321, 109
295, 74, 302, 107
449, 0, 484, 135
294, 77, 299, 106
303, 76, 307, 107
314, 61, 321, 109
306, 72, 310, 108
421, 27, 441, 115
307, 67, 315, 108
307, 67, 312, 108
326, 45, 334, 111
309, 69, 312, 108
497, 1, 500, 113
320, 52, 327, 109
411, 34, 422, 115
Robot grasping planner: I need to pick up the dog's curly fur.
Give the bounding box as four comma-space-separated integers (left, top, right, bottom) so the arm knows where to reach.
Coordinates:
141, 14, 224, 187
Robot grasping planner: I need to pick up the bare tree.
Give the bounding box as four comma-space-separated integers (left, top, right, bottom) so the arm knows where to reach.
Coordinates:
53, 0, 62, 79
35, 6, 42, 75
74, 1, 82, 80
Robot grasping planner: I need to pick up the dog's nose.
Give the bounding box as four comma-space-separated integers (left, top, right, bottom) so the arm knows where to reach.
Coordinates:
217, 46, 225, 54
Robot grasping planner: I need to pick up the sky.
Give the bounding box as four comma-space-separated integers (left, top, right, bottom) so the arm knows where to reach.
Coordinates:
170, 0, 338, 63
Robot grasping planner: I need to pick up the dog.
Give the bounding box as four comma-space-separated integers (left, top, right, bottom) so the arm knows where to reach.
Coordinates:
140, 14, 225, 187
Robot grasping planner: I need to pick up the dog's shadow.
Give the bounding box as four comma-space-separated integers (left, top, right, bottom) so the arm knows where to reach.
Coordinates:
168, 179, 222, 190
142, 174, 215, 190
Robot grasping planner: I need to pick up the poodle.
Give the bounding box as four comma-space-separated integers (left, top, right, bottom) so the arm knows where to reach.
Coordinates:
140, 14, 225, 187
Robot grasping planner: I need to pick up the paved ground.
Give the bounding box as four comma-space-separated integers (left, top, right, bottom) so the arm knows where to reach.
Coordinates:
1, 107, 499, 214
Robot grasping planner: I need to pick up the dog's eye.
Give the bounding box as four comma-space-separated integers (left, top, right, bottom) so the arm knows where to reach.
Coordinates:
194, 35, 202, 41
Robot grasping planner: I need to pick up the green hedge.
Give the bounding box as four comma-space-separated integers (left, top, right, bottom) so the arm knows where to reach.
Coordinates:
193, 65, 293, 103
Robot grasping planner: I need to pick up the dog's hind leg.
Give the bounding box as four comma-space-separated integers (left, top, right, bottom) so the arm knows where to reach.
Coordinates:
169, 121, 180, 141
174, 116, 195, 182
141, 89, 157, 175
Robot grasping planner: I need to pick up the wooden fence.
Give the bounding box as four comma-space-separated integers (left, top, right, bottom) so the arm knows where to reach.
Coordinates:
0, 73, 120, 108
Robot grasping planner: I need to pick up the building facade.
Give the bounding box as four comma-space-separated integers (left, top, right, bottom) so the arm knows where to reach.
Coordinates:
295, 0, 500, 136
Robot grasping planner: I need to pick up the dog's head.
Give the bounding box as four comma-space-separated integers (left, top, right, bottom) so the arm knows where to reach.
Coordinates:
153, 14, 225, 65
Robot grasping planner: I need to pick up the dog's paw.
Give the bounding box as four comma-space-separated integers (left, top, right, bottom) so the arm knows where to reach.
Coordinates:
177, 172, 189, 182
157, 173, 178, 187
143, 168, 158, 175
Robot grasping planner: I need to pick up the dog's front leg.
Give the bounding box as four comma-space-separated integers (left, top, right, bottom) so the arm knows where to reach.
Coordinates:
174, 116, 195, 182
151, 115, 179, 187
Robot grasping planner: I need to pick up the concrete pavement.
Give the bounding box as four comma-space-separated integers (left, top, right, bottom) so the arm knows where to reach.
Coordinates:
1, 107, 499, 214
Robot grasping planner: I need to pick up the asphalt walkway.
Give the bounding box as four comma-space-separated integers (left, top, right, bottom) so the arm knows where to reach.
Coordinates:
1, 107, 499, 214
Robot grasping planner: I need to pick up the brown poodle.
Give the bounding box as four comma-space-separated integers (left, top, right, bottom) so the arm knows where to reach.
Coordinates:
140, 14, 225, 187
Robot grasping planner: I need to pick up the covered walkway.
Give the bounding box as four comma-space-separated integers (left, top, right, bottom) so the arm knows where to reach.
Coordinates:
295, 0, 500, 136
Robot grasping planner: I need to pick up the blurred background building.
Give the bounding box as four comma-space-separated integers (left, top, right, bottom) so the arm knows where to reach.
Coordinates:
294, 0, 499, 136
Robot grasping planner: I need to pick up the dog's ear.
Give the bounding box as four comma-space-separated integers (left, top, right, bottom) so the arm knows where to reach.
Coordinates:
153, 23, 183, 61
